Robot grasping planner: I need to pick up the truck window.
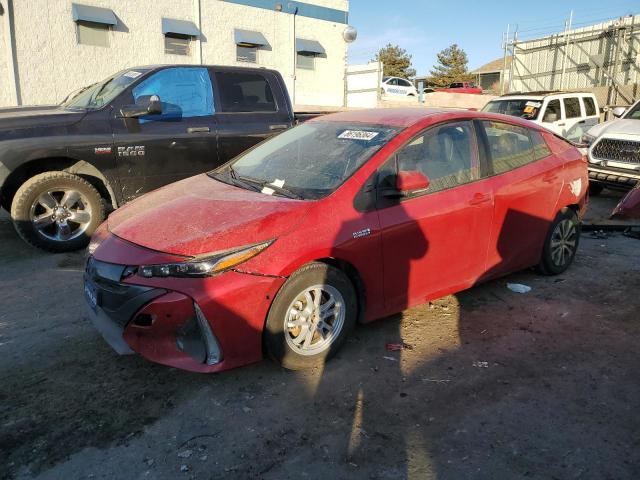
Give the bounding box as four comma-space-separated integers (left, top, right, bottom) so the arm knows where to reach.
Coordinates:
132, 67, 214, 119
215, 72, 277, 113
583, 97, 597, 116
564, 97, 581, 119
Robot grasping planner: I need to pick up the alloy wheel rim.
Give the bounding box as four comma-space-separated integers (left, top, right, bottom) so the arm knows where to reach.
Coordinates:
550, 219, 577, 267
29, 189, 92, 242
284, 284, 345, 356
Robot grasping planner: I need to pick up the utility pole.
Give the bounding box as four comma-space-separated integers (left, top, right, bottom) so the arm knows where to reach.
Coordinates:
560, 10, 573, 91
501, 24, 510, 94
507, 28, 517, 93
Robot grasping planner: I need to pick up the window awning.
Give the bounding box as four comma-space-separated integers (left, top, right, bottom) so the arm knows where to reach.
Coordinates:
296, 39, 325, 55
72, 3, 117, 25
161, 18, 200, 37
234, 29, 269, 48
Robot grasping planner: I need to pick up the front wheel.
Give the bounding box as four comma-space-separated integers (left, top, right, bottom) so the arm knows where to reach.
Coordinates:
264, 262, 357, 370
538, 209, 580, 275
11, 171, 105, 252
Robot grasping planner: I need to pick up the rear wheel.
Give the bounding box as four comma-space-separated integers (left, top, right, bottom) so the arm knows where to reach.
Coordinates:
264, 262, 357, 370
538, 209, 580, 275
11, 171, 105, 252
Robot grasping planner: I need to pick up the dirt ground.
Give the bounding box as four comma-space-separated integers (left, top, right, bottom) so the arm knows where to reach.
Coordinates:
1, 191, 639, 480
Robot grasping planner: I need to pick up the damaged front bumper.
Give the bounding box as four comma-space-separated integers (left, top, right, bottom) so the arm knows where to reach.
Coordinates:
83, 256, 285, 373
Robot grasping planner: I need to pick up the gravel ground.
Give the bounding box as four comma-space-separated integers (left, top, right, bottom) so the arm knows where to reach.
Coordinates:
0, 193, 639, 480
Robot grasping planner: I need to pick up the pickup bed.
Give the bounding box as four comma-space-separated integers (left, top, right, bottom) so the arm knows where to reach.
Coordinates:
0, 65, 317, 251
436, 82, 483, 95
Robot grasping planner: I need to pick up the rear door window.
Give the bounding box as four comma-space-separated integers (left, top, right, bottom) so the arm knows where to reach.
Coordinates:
215, 72, 277, 112
583, 97, 597, 116
563, 97, 582, 118
481, 121, 535, 175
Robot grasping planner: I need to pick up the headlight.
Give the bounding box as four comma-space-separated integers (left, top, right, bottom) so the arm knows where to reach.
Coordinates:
580, 133, 596, 146
137, 240, 274, 278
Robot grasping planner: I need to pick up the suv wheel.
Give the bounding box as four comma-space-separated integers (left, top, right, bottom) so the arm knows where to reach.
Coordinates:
11, 171, 105, 252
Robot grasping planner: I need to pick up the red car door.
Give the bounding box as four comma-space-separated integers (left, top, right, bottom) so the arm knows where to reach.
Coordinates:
478, 120, 564, 279
376, 121, 494, 312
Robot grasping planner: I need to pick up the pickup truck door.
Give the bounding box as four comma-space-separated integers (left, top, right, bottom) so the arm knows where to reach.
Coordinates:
212, 69, 294, 163
110, 67, 218, 201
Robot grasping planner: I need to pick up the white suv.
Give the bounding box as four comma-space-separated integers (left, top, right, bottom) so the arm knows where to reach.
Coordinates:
381, 76, 418, 97
584, 100, 640, 194
482, 92, 600, 140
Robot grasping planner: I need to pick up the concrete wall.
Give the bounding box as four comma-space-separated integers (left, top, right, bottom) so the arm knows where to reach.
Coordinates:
0, 0, 349, 108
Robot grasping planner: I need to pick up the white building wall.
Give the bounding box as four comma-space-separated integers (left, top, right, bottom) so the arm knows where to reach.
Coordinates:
0, 0, 349, 108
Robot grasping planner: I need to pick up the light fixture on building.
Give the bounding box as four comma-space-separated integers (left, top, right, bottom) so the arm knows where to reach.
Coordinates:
343, 25, 357, 43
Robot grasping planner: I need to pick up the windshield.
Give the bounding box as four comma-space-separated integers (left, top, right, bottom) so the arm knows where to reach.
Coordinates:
624, 102, 640, 119
63, 69, 149, 110
482, 99, 542, 120
210, 121, 401, 200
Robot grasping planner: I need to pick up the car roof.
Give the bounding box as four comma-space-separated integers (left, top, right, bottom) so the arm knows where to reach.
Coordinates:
309, 108, 545, 130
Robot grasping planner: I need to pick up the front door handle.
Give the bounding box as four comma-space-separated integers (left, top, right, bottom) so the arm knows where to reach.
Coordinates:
269, 124, 289, 131
469, 193, 491, 206
187, 126, 210, 133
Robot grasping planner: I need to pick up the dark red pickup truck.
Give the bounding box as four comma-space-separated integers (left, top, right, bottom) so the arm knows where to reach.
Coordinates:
437, 82, 483, 95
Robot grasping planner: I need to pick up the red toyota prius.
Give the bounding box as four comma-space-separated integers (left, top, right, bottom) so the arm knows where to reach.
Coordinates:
84, 108, 588, 373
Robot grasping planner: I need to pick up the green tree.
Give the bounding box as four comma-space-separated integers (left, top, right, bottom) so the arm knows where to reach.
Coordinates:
373, 43, 416, 79
428, 44, 473, 87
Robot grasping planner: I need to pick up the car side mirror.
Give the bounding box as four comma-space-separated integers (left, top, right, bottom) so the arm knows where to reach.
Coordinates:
612, 106, 626, 118
120, 94, 162, 118
544, 112, 558, 123
394, 170, 430, 196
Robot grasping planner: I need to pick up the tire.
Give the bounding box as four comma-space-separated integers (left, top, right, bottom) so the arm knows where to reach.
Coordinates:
537, 208, 580, 275
11, 171, 105, 252
264, 262, 357, 370
589, 182, 604, 196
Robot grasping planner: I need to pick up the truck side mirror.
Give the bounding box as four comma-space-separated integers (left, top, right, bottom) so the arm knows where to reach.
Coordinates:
120, 94, 163, 118
612, 106, 626, 118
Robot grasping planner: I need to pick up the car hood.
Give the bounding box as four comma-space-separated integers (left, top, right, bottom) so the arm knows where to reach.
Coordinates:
107, 174, 311, 257
0, 105, 85, 133
588, 119, 640, 138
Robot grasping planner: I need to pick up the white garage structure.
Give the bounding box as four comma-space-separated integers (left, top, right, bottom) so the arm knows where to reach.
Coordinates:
0, 0, 350, 108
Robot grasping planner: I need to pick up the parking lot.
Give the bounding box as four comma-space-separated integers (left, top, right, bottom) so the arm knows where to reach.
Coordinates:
1, 191, 639, 480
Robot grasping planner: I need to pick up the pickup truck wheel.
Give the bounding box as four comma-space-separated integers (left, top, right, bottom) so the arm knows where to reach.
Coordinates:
264, 262, 357, 370
537, 209, 580, 275
11, 172, 105, 252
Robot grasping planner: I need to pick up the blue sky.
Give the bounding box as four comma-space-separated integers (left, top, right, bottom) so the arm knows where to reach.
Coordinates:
347, 0, 640, 76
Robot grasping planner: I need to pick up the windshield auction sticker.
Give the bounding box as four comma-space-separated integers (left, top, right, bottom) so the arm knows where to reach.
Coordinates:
338, 130, 380, 141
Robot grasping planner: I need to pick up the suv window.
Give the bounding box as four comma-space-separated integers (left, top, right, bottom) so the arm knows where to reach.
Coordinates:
398, 79, 411, 87
543, 99, 561, 123
215, 72, 277, 112
583, 97, 597, 116
390, 121, 478, 194
450, 83, 463, 88
482, 121, 535, 175
387, 78, 398, 86
564, 97, 581, 118
132, 67, 214, 119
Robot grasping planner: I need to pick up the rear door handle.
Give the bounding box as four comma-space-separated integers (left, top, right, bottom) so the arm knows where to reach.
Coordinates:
187, 126, 210, 133
269, 124, 289, 131
469, 193, 491, 205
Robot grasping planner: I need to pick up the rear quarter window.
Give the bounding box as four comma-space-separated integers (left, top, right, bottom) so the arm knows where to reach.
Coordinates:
481, 121, 535, 175
530, 130, 552, 160
215, 72, 277, 112
583, 97, 597, 116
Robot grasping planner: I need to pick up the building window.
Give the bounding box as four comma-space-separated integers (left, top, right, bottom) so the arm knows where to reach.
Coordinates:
297, 53, 315, 70
165, 34, 191, 56
237, 45, 257, 63
77, 21, 110, 47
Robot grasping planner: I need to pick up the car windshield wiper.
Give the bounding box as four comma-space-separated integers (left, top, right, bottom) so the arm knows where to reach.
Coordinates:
236, 174, 303, 200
